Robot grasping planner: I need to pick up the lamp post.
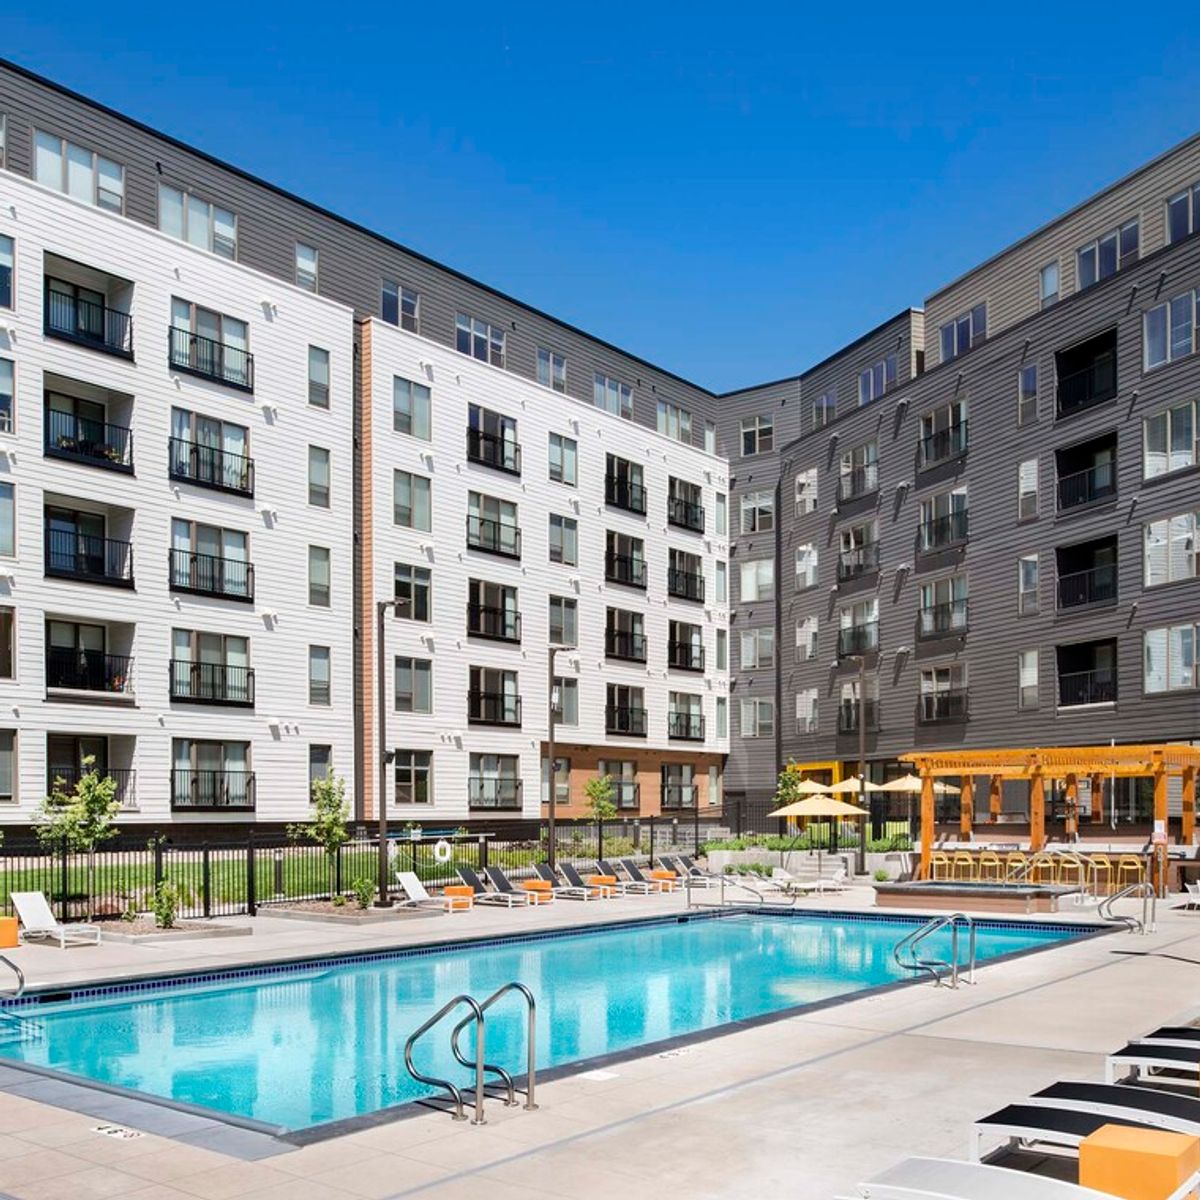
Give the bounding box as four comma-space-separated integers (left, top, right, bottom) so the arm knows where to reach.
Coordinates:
849, 652, 868, 876
546, 644, 570, 870
375, 598, 397, 907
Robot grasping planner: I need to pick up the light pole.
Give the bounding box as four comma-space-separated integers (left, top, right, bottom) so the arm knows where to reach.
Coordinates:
849, 652, 868, 876
545, 644, 570, 870
376, 598, 397, 907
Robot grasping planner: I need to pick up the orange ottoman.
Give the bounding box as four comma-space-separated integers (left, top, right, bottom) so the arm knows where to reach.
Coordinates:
0, 917, 16, 949
442, 885, 474, 913
586, 874, 617, 899
521, 880, 554, 905
1079, 1123, 1200, 1200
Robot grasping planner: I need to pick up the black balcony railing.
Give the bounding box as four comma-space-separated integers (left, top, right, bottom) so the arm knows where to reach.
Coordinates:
1058, 669, 1116, 707
168, 326, 254, 391
48, 766, 136, 807
1057, 563, 1117, 610
168, 548, 254, 602
169, 437, 255, 496
837, 699, 879, 734
668, 567, 705, 602
838, 463, 878, 502
919, 599, 969, 637
468, 689, 522, 725
468, 777, 522, 809
466, 427, 521, 475
605, 551, 647, 588
44, 289, 133, 358
920, 421, 969, 467
667, 495, 705, 532
919, 510, 969, 551
45, 409, 133, 472
837, 622, 879, 657
1057, 351, 1116, 417
44, 528, 134, 587
661, 784, 697, 809
919, 689, 970, 723
171, 769, 256, 811
606, 704, 647, 736
1057, 462, 1117, 511
466, 514, 521, 559
45, 648, 134, 695
467, 602, 521, 642
605, 474, 647, 515
605, 629, 647, 662
668, 712, 705, 741
668, 640, 705, 671
169, 660, 255, 706
837, 543, 880, 581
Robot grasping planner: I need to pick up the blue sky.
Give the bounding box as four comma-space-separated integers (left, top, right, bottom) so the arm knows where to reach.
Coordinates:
7, 4, 1200, 391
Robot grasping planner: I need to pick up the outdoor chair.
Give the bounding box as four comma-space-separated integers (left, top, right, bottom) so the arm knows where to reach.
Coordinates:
1004, 851, 1029, 881
1087, 853, 1114, 895
664, 855, 722, 889
11, 891, 102, 948
596, 859, 658, 895
485, 865, 551, 904
533, 863, 594, 900
1116, 855, 1145, 891
950, 852, 976, 882
394, 871, 452, 913
560, 861, 616, 899
1056, 853, 1086, 889
455, 866, 531, 908
929, 851, 951, 880
619, 859, 676, 893
1183, 881, 1200, 911
1029, 853, 1058, 885
976, 850, 1003, 882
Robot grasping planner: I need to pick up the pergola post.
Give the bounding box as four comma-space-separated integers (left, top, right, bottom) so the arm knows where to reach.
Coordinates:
1183, 767, 1196, 846
1064, 773, 1079, 840
919, 770, 935, 880
1090, 773, 1104, 824
959, 775, 974, 842
1030, 769, 1046, 852
988, 775, 1002, 823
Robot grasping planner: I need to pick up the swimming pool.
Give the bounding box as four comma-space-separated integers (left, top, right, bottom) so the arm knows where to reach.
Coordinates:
0, 911, 1093, 1133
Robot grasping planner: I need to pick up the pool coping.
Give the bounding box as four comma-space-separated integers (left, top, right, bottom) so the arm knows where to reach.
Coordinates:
0, 907, 1114, 1151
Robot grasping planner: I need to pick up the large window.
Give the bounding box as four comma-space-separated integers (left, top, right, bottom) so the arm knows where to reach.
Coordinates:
394, 751, 432, 804
740, 628, 775, 670
1144, 513, 1199, 586
740, 698, 774, 738
1018, 364, 1038, 426
858, 354, 897, 405
812, 391, 836, 428
1144, 624, 1196, 694
394, 563, 432, 621
457, 314, 506, 367
308, 546, 330, 607
740, 415, 773, 456
309, 745, 332, 794
1168, 183, 1200, 245
1077, 220, 1138, 289
549, 596, 577, 646
34, 130, 124, 212
740, 558, 775, 602
553, 677, 578, 726
795, 469, 818, 515
1144, 290, 1197, 370
393, 376, 432, 440
395, 657, 432, 713
794, 544, 817, 589
548, 433, 577, 485
740, 491, 774, 534
393, 470, 432, 530
715, 493, 727, 536
308, 446, 330, 508
158, 185, 236, 259
382, 281, 420, 332
1019, 554, 1039, 615
939, 303, 986, 362
1144, 402, 1196, 479
715, 561, 727, 604
1039, 261, 1059, 309
795, 615, 818, 661
716, 629, 728, 671
1018, 458, 1039, 521
0, 608, 12, 679
537, 347, 567, 393
594, 373, 633, 419
308, 646, 331, 706
0, 730, 14, 803
170, 299, 250, 388
795, 689, 818, 734
657, 400, 692, 444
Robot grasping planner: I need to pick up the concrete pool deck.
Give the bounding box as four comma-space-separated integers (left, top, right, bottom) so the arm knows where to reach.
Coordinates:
0, 885, 1193, 1199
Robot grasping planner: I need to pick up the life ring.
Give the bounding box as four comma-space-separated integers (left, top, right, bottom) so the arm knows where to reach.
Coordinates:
433, 839, 453, 863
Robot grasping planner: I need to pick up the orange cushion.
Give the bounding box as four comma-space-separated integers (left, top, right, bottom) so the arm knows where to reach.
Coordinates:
443, 885, 474, 897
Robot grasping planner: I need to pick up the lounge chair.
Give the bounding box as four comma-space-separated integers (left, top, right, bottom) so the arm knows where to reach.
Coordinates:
595, 859, 657, 895
664, 855, 722, 889
620, 859, 676, 893
455, 866, 531, 908
847, 1155, 1129, 1199
560, 862, 616, 898
1183, 881, 1200, 910
972, 1103, 1161, 1161
1023, 1080, 1200, 1135
11, 892, 101, 948
814, 865, 850, 894
534, 863, 594, 900
484, 865, 550, 904
394, 871, 450, 913
1106, 1040, 1200, 1084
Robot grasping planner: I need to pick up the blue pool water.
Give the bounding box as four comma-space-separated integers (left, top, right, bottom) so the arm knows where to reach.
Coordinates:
0, 913, 1088, 1131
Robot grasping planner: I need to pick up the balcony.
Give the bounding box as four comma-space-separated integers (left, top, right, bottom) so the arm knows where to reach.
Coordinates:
48, 765, 136, 809
837, 543, 879, 582
919, 599, 968, 638
44, 409, 133, 473
668, 640, 705, 671
466, 427, 521, 475
606, 629, 647, 663
468, 690, 522, 726
667, 567, 705, 602
661, 784, 697, 810
169, 548, 255, 603
838, 464, 878, 502
919, 510, 969, 552
46, 649, 134, 698
466, 514, 521, 559
605, 474, 647, 515
44, 528, 134, 588
1058, 669, 1116, 708
170, 661, 255, 707
1056, 330, 1117, 419
667, 495, 705, 533
44, 285, 133, 359
606, 705, 647, 737
605, 552, 647, 589
168, 327, 254, 392
169, 437, 255, 497
837, 622, 879, 657
1057, 564, 1117, 610
613, 780, 641, 810
919, 689, 969, 723
467, 603, 521, 643
920, 422, 969, 467
171, 769, 256, 811
468, 777, 522, 810
1056, 434, 1118, 512
668, 712, 705, 741
837, 700, 879, 734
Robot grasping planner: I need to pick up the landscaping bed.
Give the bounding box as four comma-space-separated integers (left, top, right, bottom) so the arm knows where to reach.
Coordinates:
101, 918, 252, 944
263, 899, 417, 925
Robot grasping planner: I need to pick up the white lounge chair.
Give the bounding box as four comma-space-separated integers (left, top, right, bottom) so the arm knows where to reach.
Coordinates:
11, 891, 101, 948
844, 1155, 1133, 1199
394, 871, 450, 913
1184, 880, 1200, 910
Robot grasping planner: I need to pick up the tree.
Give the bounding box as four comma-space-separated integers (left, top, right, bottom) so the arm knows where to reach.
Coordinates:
583, 774, 617, 822
34, 757, 121, 920
288, 773, 351, 889
774, 761, 814, 808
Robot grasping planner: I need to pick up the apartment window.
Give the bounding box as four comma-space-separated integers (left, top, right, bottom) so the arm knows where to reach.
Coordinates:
1144, 624, 1197, 694
740, 628, 775, 670
1168, 183, 1200, 244
1039, 261, 1059, 309
308, 446, 331, 508
657, 400, 692, 444
309, 745, 332, 793
0, 484, 7, 559
741, 558, 775, 602
716, 628, 728, 671
740, 491, 774, 534
394, 563, 432, 622
1077, 220, 1138, 289
813, 390, 836, 429
170, 300, 251, 388
295, 243, 318, 292
382, 280, 420, 332
839, 441, 878, 499
158, 185, 236, 259
740, 698, 774, 738
1018, 458, 1039, 521
394, 751, 432, 804
1019, 555, 1039, 615
919, 575, 968, 636
594, 373, 633, 419
715, 493, 727, 536
794, 469, 817, 515
549, 596, 577, 647
1144, 290, 1197, 370
740, 415, 773, 456
308, 646, 331, 706
0, 730, 13, 803
0, 236, 11, 310
34, 130, 124, 212
393, 470, 432, 530
795, 689, 818, 734
170, 630, 252, 704
1018, 364, 1038, 426
395, 657, 433, 713
1144, 513, 1199, 586
0, 608, 12, 679
716, 697, 728, 738
393, 376, 432, 440
308, 347, 330, 409
794, 544, 817, 589
920, 399, 968, 465
715, 561, 727, 604
919, 488, 969, 550
939, 303, 987, 363
549, 514, 578, 566
0, 359, 11, 434
1014, 649, 1038, 710
308, 546, 330, 607
468, 492, 520, 557
858, 354, 897, 405
796, 616, 818, 661
704, 421, 716, 454
553, 677, 578, 727
537, 347, 567, 393
1143, 402, 1196, 478
457, 313, 506, 367
548, 433, 577, 485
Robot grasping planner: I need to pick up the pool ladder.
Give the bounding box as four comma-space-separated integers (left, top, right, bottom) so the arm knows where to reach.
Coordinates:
1098, 881, 1157, 934
0, 955, 41, 1045
403, 981, 538, 1124
893, 913, 976, 989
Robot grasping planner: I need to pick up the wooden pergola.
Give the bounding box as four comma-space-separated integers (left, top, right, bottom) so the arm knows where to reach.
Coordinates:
902, 744, 1200, 880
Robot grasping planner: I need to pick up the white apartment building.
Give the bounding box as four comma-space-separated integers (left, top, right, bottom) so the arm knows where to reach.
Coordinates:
0, 167, 356, 825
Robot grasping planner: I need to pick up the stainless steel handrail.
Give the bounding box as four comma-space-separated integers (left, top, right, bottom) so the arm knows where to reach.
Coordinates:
1098, 881, 1156, 934
894, 912, 975, 988
0, 956, 24, 999
403, 993, 487, 1123
684, 873, 774, 909
450, 981, 539, 1111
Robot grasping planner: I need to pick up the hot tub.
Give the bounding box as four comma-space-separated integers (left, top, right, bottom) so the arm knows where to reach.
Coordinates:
873, 880, 1075, 914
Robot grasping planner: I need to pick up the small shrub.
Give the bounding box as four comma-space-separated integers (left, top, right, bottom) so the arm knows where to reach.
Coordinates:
874, 869, 891, 882
332, 894, 347, 908
152, 881, 179, 929
351, 877, 377, 910
121, 893, 139, 923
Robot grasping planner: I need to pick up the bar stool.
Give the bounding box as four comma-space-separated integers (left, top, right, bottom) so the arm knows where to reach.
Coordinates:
1088, 854, 1114, 896
951, 852, 977, 881
1004, 851, 1029, 881
1030, 853, 1057, 884
1056, 853, 1086, 889
977, 851, 1003, 882
930, 852, 952, 880
1116, 855, 1145, 891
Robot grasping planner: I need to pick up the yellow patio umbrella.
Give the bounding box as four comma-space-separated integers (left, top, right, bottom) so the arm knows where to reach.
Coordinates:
767, 794, 869, 819
878, 773, 961, 795
827, 776, 884, 795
